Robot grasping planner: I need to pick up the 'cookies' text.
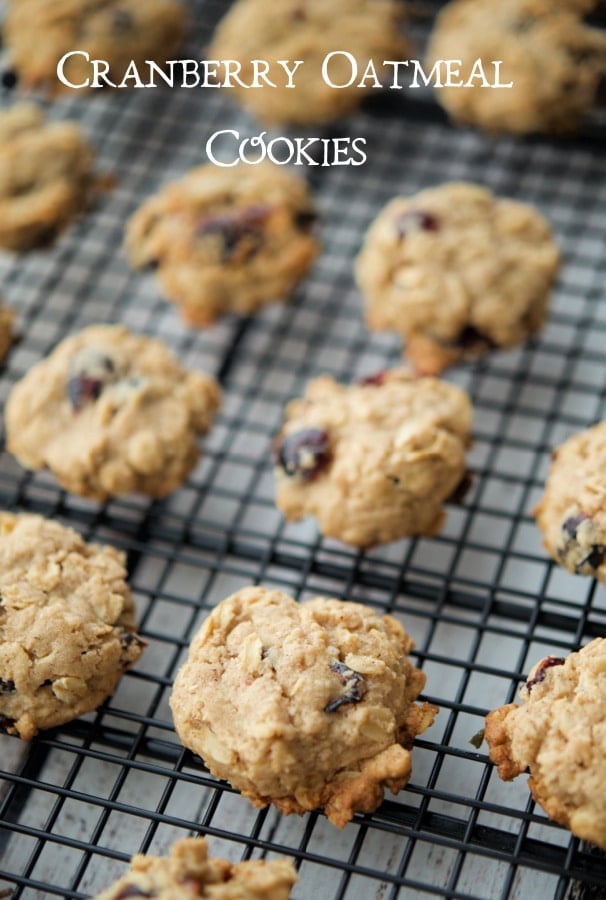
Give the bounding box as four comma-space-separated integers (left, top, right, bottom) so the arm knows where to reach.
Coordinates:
206, 130, 367, 168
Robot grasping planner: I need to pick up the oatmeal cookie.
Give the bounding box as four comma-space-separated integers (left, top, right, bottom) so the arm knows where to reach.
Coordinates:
171, 587, 437, 828
355, 182, 561, 374
485, 639, 606, 848
207, 0, 410, 126
5, 324, 221, 501
3, 0, 186, 94
93, 836, 297, 900
272, 369, 472, 547
125, 163, 319, 326
426, 0, 606, 134
0, 103, 98, 252
0, 512, 145, 741
534, 422, 606, 583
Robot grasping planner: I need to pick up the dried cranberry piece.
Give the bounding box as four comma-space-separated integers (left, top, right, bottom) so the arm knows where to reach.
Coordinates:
583, 546, 606, 569
325, 661, 367, 713
119, 630, 147, 667
0, 715, 16, 734
119, 630, 147, 649
0, 679, 16, 694
559, 514, 605, 574
114, 886, 154, 899
68, 375, 105, 410
196, 204, 270, 262
358, 371, 388, 387
273, 428, 331, 482
67, 348, 116, 412
525, 656, 565, 693
562, 513, 590, 540
395, 209, 440, 238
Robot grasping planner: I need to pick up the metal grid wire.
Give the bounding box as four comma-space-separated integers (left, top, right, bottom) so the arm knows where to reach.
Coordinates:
1, 1, 606, 897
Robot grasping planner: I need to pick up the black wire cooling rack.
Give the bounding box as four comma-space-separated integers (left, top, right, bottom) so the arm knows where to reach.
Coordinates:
1, 1, 606, 897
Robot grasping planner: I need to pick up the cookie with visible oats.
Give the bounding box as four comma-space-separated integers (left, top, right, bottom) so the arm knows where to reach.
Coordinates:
272, 369, 472, 547
426, 0, 606, 134
0, 104, 99, 252
5, 324, 221, 501
125, 162, 319, 326
170, 586, 437, 829
207, 0, 410, 126
485, 639, 606, 849
0, 512, 145, 741
3, 0, 186, 94
355, 182, 561, 374
535, 422, 606, 582
93, 836, 297, 900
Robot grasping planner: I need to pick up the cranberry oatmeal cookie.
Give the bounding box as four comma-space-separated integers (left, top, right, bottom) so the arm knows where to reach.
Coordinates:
272, 369, 472, 547
355, 183, 561, 374
170, 586, 437, 828
125, 163, 319, 326
93, 836, 297, 900
485, 639, 606, 849
207, 0, 410, 126
0, 103, 99, 252
2, 0, 186, 94
0, 512, 145, 741
426, 0, 606, 135
5, 324, 221, 501
535, 422, 606, 582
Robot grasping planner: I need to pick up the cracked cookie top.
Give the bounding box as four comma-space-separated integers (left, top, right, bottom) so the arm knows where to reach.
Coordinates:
5, 324, 221, 500
170, 586, 437, 829
0, 511, 145, 740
